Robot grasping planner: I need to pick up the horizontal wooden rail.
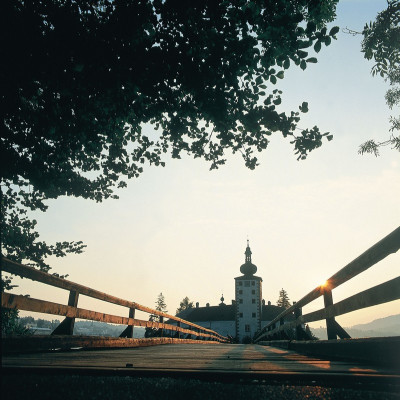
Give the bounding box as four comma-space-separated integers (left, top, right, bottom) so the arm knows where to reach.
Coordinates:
255, 226, 400, 342
1, 258, 219, 336
302, 276, 400, 324
256, 277, 400, 341
1, 257, 228, 343
1, 293, 221, 341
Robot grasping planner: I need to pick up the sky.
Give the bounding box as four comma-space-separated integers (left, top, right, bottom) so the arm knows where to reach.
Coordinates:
12, 0, 400, 330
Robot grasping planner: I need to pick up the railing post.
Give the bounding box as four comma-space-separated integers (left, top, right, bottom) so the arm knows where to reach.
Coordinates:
119, 307, 135, 338
294, 305, 303, 340
159, 316, 164, 337
323, 288, 337, 340
279, 317, 284, 339
177, 321, 181, 339
52, 290, 79, 335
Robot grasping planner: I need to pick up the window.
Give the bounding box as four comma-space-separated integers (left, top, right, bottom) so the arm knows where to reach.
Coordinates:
252, 313, 256, 318
239, 299, 243, 304
245, 324, 250, 332
238, 281, 243, 286
245, 281, 250, 287
252, 289, 255, 295
239, 313, 243, 318
252, 299, 255, 304
239, 290, 243, 294
252, 281, 255, 286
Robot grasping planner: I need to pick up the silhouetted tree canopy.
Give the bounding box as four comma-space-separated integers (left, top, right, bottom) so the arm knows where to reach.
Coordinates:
358, 0, 400, 155
276, 288, 291, 309
145, 292, 168, 337
176, 296, 194, 315
1, 0, 338, 281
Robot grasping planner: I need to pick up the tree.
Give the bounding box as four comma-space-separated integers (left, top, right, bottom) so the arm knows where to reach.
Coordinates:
357, 0, 400, 155
145, 292, 168, 337
176, 296, 194, 315
305, 323, 318, 340
1, 309, 30, 335
1, 1, 339, 284
276, 288, 291, 309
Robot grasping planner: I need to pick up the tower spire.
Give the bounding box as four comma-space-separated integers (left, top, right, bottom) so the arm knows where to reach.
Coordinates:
240, 239, 257, 275
245, 239, 252, 263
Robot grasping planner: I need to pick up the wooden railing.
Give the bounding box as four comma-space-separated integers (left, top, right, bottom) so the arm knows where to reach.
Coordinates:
254, 226, 400, 342
1, 257, 228, 343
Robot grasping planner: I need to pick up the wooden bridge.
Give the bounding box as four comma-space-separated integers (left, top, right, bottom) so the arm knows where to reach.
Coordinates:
2, 227, 400, 398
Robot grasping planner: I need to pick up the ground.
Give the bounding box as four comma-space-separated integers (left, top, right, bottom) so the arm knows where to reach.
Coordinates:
3, 373, 399, 400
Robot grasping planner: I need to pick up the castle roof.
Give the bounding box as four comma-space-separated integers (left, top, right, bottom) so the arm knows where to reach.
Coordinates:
239, 240, 259, 276
177, 305, 236, 322
174, 304, 293, 323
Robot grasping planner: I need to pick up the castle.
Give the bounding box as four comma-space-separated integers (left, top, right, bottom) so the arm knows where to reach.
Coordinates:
175, 241, 288, 342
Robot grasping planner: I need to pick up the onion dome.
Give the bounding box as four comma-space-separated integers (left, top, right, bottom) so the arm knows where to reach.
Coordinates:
240, 240, 257, 275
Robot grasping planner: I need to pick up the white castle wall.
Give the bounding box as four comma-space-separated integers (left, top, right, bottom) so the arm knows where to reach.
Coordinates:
195, 320, 236, 338
235, 278, 262, 342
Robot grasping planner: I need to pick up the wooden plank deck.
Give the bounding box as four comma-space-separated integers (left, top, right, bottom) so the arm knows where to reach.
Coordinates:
3, 343, 399, 379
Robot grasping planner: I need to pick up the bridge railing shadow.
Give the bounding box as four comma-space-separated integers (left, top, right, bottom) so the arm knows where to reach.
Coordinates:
1, 257, 228, 347
254, 226, 400, 343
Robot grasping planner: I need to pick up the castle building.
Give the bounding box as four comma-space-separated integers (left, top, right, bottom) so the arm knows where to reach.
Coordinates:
235, 241, 262, 340
173, 241, 289, 343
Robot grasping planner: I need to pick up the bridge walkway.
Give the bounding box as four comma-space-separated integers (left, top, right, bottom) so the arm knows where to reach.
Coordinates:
3, 343, 398, 379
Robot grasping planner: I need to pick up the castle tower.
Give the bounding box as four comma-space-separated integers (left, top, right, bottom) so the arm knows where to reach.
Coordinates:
235, 240, 262, 342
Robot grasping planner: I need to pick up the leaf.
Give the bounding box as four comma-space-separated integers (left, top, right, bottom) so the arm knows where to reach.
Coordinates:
297, 50, 308, 58
300, 60, 307, 70
327, 135, 333, 141
276, 71, 284, 79
324, 36, 332, 46
283, 59, 290, 69
270, 75, 277, 84
329, 26, 340, 36
314, 41, 321, 53
299, 102, 308, 113
306, 21, 316, 33
306, 57, 317, 63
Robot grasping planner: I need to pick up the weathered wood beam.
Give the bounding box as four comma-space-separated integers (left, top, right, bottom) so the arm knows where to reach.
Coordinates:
51, 290, 79, 335
255, 226, 400, 338
334, 320, 351, 339
301, 276, 400, 323
256, 276, 400, 342
323, 288, 337, 340
1, 257, 227, 340
1, 293, 225, 342
119, 307, 135, 338
2, 336, 222, 355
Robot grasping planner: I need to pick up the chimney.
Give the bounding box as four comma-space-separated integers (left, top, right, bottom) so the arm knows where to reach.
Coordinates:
196, 302, 199, 308
206, 303, 210, 307
232, 300, 236, 305
262, 299, 265, 306
268, 301, 271, 306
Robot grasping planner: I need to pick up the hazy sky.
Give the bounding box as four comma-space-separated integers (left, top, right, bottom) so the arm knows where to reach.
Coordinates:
13, 0, 399, 329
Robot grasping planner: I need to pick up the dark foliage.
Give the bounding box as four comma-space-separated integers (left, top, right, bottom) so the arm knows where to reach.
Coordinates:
1, 0, 338, 285
359, 0, 400, 155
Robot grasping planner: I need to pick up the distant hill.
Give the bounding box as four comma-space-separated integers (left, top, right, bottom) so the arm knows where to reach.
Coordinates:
351, 314, 400, 333
20, 316, 146, 338
73, 320, 146, 338
310, 314, 400, 340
